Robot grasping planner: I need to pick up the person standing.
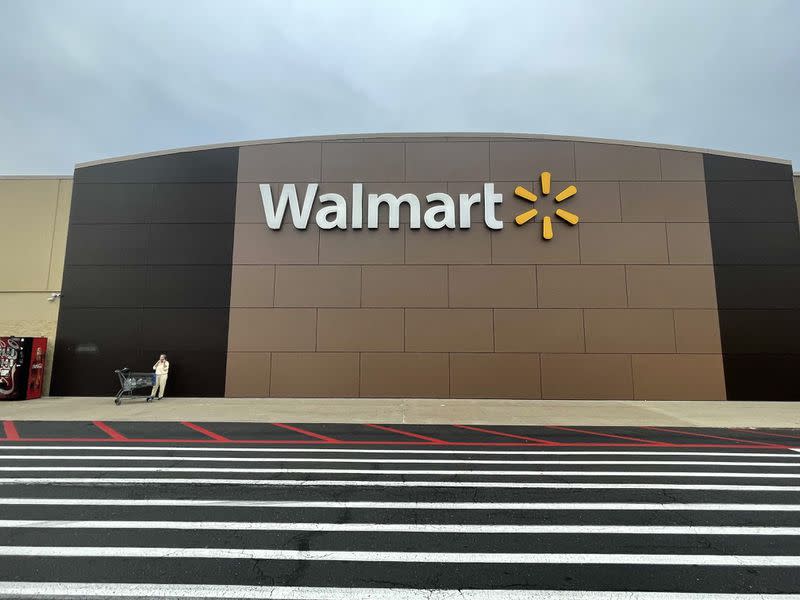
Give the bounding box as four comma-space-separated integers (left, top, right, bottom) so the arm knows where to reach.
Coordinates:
150, 354, 169, 400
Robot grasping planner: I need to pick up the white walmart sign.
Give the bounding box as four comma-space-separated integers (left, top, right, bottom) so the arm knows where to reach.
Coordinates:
260, 172, 579, 240
260, 183, 504, 230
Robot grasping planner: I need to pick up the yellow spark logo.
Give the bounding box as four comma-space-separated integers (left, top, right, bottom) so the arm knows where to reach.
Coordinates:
514, 172, 579, 240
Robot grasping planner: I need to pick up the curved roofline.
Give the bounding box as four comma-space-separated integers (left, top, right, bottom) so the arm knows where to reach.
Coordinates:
75, 132, 792, 168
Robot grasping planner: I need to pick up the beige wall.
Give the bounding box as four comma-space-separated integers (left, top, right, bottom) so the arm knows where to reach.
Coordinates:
795, 174, 799, 219
0, 177, 72, 394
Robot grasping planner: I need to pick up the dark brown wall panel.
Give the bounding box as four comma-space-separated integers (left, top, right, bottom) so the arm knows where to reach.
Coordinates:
145, 266, 233, 308
716, 355, 798, 401
704, 154, 799, 400
51, 147, 239, 397
149, 224, 234, 265
73, 148, 239, 184
69, 183, 154, 223
64, 224, 151, 265
60, 266, 148, 308
152, 183, 237, 223
714, 266, 800, 309
703, 154, 792, 181
705, 181, 797, 222
706, 223, 800, 264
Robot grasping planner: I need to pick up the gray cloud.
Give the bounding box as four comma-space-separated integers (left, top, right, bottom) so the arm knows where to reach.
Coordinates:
0, 0, 797, 174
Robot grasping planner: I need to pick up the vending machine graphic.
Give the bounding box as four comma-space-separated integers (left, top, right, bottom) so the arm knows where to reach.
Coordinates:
0, 337, 47, 400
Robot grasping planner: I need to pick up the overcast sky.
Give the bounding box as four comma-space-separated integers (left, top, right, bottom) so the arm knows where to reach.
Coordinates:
0, 0, 798, 175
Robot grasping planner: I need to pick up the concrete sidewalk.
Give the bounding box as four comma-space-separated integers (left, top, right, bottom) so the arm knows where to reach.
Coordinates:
0, 397, 798, 427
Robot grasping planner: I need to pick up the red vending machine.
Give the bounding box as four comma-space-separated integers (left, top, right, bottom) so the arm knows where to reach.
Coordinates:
0, 337, 47, 400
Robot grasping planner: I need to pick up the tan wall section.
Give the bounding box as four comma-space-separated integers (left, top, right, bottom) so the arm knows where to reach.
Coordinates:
795, 175, 799, 220
0, 178, 72, 394
226, 138, 725, 400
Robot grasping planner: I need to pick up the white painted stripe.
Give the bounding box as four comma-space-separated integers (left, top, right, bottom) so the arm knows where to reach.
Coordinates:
0, 445, 795, 457
1, 520, 797, 535
0, 582, 795, 600
1, 477, 798, 491
0, 466, 796, 478
2, 498, 798, 511
0, 454, 795, 467
0, 546, 798, 566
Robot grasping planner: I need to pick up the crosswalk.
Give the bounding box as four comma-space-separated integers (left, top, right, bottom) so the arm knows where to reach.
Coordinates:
0, 441, 798, 597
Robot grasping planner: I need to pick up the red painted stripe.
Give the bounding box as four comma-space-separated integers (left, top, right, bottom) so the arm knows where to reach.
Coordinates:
0, 437, 790, 448
364, 424, 447, 443
271, 423, 338, 442
453, 424, 556, 445
547, 425, 669, 446
641, 426, 784, 448
181, 422, 229, 442
92, 421, 128, 441
2, 421, 19, 441
731, 428, 800, 442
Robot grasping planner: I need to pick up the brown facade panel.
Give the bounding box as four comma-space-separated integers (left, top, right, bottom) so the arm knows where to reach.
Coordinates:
361, 266, 448, 307
632, 354, 726, 400
233, 224, 319, 264
321, 142, 405, 182
319, 229, 405, 264
275, 266, 361, 307
659, 150, 705, 181
238, 142, 322, 182
224, 352, 270, 397
620, 182, 708, 222
316, 308, 404, 352
584, 309, 676, 353
565, 181, 622, 223
537, 265, 628, 308
360, 353, 450, 397
666, 223, 714, 264
492, 224, 580, 264
541, 354, 634, 399
228, 308, 316, 352
234, 183, 266, 223
270, 353, 359, 397
579, 223, 669, 264
230, 265, 275, 308
494, 309, 584, 353
448, 265, 536, 308
626, 266, 718, 308
212, 134, 796, 399
405, 142, 490, 181
674, 309, 722, 353
405, 228, 491, 264
574, 143, 661, 181
450, 353, 541, 399
405, 309, 494, 352
489, 141, 575, 181
490, 181, 619, 224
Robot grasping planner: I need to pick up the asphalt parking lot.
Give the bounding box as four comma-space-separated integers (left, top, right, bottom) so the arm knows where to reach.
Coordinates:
0, 422, 798, 598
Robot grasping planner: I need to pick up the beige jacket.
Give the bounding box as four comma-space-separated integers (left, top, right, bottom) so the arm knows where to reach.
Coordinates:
153, 360, 170, 376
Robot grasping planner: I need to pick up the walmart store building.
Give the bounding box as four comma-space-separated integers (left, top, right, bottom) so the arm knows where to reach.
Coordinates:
2, 134, 799, 401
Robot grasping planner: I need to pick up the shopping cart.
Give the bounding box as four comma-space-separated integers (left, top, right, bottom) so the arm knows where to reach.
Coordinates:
114, 368, 156, 405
